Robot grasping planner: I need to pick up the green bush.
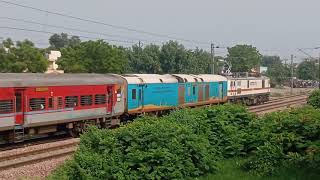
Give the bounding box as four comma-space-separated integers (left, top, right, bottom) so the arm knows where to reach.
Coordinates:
52, 118, 217, 180
166, 104, 256, 158
308, 90, 320, 108
243, 106, 320, 175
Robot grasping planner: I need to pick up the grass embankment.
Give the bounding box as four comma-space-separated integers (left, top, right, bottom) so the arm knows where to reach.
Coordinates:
200, 158, 320, 180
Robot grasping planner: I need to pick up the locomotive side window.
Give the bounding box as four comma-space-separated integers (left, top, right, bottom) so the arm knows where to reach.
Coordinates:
48, 98, 53, 108
132, 89, 137, 100
65, 96, 78, 108
80, 95, 93, 106
29, 98, 46, 111
0, 100, 13, 114
95, 94, 106, 105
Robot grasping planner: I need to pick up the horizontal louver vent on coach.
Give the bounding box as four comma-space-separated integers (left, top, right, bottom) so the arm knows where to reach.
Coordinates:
0, 100, 13, 114
29, 98, 46, 111
80, 95, 93, 106
65, 96, 78, 108
95, 94, 106, 105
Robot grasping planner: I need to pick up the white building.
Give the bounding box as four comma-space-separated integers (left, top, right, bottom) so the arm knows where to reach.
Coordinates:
46, 51, 64, 73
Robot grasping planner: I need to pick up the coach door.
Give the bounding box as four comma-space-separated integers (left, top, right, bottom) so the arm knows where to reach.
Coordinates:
219, 82, 224, 100
205, 84, 210, 101
198, 84, 204, 102
178, 85, 185, 105
14, 90, 25, 125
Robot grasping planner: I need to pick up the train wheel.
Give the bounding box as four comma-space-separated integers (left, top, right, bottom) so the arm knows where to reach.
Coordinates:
68, 129, 79, 137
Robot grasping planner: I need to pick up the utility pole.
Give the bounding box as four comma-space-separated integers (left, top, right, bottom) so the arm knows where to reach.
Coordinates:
290, 54, 294, 95
318, 52, 320, 89
211, 43, 215, 74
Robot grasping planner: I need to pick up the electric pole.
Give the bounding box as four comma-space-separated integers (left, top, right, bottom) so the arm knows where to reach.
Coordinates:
318, 52, 320, 89
290, 54, 294, 95
211, 43, 215, 74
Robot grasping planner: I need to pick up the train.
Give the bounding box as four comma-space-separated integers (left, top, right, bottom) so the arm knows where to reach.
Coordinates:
0, 73, 270, 143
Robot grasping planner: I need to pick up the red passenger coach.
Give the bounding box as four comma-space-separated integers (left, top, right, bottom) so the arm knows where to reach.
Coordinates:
0, 74, 125, 143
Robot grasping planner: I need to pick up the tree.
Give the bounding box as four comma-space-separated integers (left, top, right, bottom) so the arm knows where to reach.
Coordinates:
227, 45, 262, 72
261, 56, 282, 67
49, 33, 81, 50
57, 40, 128, 73
185, 48, 211, 74
297, 60, 318, 80
159, 41, 189, 73
127, 44, 161, 73
261, 55, 290, 86
0, 39, 47, 73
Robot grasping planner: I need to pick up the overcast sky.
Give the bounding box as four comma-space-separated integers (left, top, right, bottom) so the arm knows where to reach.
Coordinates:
0, 0, 319, 60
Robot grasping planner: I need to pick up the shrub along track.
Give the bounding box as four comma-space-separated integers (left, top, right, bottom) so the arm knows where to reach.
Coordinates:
0, 95, 309, 171
248, 95, 308, 115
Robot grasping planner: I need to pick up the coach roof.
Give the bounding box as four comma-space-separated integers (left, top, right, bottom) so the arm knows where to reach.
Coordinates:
0, 73, 124, 87
192, 74, 228, 82
121, 74, 178, 84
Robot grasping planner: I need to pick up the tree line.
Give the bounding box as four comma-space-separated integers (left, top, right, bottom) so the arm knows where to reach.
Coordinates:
0, 33, 318, 85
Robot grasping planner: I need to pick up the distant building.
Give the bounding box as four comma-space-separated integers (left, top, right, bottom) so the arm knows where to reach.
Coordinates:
46, 51, 64, 74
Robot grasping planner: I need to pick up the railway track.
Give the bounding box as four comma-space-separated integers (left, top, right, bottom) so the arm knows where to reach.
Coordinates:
248, 95, 308, 115
0, 134, 73, 152
0, 139, 79, 171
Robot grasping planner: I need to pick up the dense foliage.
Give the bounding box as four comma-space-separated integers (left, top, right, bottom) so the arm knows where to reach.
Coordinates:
243, 106, 320, 175
0, 39, 48, 73
56, 119, 217, 179
262, 55, 290, 86
166, 104, 256, 158
50, 104, 320, 179
227, 45, 262, 72
49, 33, 81, 50
57, 40, 128, 73
126, 41, 213, 74
297, 60, 319, 80
308, 90, 320, 108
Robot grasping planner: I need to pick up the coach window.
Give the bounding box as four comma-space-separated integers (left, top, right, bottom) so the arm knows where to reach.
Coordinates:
0, 100, 13, 114
80, 95, 93, 106
65, 96, 78, 108
247, 80, 250, 88
237, 81, 241, 86
29, 98, 46, 111
193, 86, 196, 95
262, 80, 265, 88
132, 89, 137, 100
95, 94, 106, 105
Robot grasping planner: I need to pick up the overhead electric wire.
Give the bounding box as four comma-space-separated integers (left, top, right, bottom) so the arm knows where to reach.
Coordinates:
0, 0, 210, 45
0, 26, 136, 44
0, 16, 160, 43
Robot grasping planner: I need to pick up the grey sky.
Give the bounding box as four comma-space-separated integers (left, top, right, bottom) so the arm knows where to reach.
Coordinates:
0, 0, 319, 60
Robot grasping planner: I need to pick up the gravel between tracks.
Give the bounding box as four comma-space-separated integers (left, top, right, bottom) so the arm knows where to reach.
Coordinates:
0, 155, 71, 179
0, 138, 79, 180
0, 138, 79, 158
